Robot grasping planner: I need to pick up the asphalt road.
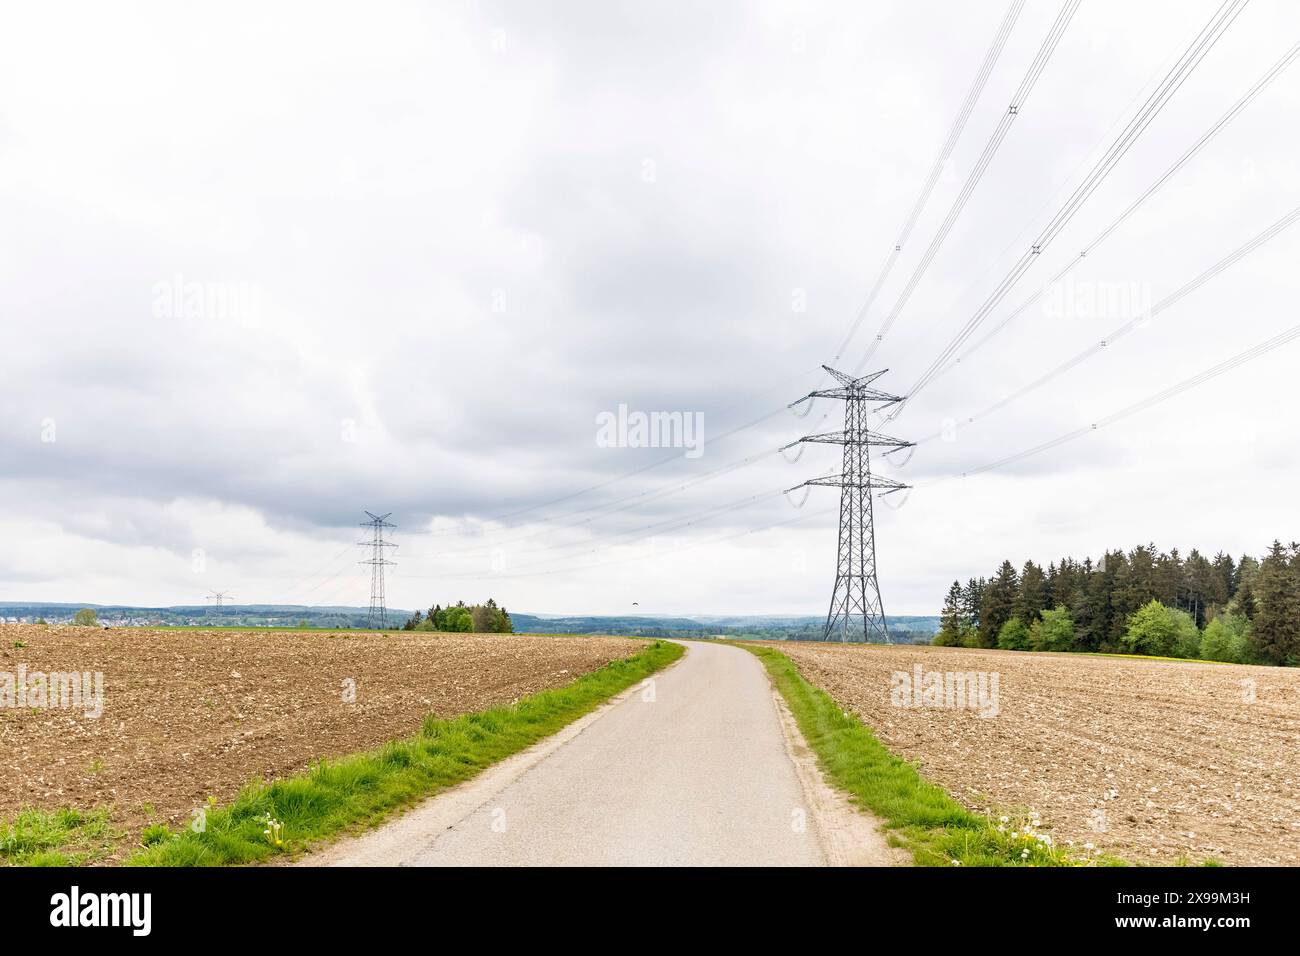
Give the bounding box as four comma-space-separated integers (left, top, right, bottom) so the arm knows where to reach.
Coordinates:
308, 640, 891, 867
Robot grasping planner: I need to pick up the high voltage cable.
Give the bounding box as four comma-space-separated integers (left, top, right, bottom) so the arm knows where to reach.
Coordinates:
833, 0, 1026, 362
403, 487, 794, 579
415, 186, 1295, 578
929, 35, 1300, 382
790, 0, 1084, 446
276, 2, 1277, 601
891, 0, 1250, 412
439, 315, 1300, 584
929, 318, 1300, 482
411, 182, 1291, 570
403, 386, 813, 538
402, 441, 785, 560
855, 0, 1081, 368
899, 203, 1300, 448
394, 0, 1069, 551
404, 505, 840, 582
400, 1, 1274, 592
412, 486, 786, 568
269, 543, 356, 604
407, 460, 841, 575
780, 8, 1201, 446
405, 5, 1033, 544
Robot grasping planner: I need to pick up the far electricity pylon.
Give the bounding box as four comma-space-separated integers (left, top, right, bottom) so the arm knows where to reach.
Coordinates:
206, 590, 232, 616
784, 366, 913, 643
359, 511, 397, 629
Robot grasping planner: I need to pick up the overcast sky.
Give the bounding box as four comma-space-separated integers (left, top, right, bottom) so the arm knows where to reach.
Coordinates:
2, 0, 1298, 616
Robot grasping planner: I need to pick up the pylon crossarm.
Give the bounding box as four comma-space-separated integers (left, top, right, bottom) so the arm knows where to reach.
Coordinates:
792, 474, 910, 492
789, 387, 849, 407
784, 429, 914, 449
855, 387, 905, 404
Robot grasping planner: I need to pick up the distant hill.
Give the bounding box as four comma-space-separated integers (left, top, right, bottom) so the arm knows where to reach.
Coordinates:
0, 602, 938, 642
0, 602, 405, 629
511, 613, 940, 643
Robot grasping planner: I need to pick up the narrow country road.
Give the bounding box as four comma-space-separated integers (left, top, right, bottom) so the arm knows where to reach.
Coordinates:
305, 640, 895, 867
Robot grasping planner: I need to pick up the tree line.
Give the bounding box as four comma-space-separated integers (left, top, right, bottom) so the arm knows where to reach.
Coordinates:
934, 540, 1300, 666
401, 598, 513, 633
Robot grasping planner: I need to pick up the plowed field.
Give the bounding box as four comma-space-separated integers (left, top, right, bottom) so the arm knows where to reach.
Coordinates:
0, 625, 640, 849
768, 642, 1300, 865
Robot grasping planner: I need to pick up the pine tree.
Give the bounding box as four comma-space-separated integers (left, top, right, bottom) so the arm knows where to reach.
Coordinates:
1212, 551, 1236, 600
1112, 545, 1155, 629
1249, 541, 1300, 665
1100, 550, 1130, 649
979, 561, 1018, 648
962, 577, 986, 636
1183, 549, 1218, 627
936, 581, 969, 646
1233, 555, 1260, 618
1078, 555, 1118, 652
1015, 560, 1048, 624
1156, 548, 1183, 607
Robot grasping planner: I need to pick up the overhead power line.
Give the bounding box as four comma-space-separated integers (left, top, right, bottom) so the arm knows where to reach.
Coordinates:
833, 0, 1027, 361
856, 0, 1082, 368
930, 35, 1300, 382
930, 318, 1300, 483
898, 203, 1300, 449
890, 0, 1251, 411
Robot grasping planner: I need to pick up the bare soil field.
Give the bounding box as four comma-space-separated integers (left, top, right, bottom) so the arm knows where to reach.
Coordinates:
769, 642, 1300, 865
0, 625, 640, 850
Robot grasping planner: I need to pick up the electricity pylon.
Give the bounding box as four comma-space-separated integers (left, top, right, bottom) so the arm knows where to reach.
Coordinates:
785, 366, 912, 643
359, 511, 397, 629
206, 590, 232, 616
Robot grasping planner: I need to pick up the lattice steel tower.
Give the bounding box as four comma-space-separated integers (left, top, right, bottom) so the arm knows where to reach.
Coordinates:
785, 367, 913, 642
359, 511, 397, 629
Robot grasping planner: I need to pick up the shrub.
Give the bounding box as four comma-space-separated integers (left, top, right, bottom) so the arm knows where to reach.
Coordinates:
1124, 600, 1199, 658
1030, 605, 1075, 652
996, 617, 1031, 651
1202, 614, 1252, 663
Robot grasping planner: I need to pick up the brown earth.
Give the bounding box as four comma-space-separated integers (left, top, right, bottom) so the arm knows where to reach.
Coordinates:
767, 642, 1300, 866
0, 624, 640, 849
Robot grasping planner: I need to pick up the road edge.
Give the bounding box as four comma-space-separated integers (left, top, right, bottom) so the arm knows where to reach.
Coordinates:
296, 642, 692, 866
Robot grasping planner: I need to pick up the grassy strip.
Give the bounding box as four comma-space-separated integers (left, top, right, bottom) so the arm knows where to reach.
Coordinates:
0, 808, 121, 866
1, 639, 681, 867
738, 642, 1127, 867
127, 639, 682, 865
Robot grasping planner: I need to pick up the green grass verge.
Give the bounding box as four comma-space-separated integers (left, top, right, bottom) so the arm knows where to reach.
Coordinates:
738, 642, 1126, 867
0, 808, 121, 866
125, 639, 682, 866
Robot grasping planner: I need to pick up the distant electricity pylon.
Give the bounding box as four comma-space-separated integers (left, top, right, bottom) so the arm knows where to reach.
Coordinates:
359, 511, 397, 629
207, 590, 232, 616
785, 366, 913, 643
